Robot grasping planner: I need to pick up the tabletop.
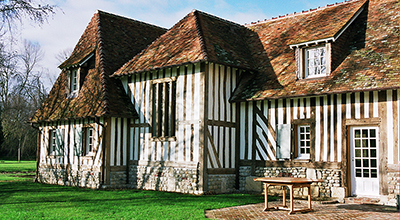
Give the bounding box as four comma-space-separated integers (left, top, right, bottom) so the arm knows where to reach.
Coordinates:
253, 177, 323, 184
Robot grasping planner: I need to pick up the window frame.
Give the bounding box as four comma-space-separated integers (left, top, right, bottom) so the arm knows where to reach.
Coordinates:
48, 128, 64, 156
67, 68, 80, 98
297, 124, 311, 159
297, 43, 331, 80
151, 77, 177, 140
291, 118, 315, 161
304, 45, 327, 78
84, 127, 94, 155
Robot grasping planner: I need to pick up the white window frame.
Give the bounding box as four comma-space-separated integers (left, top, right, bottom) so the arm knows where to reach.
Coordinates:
85, 127, 94, 155
296, 43, 331, 79
68, 68, 80, 98
305, 45, 327, 78
49, 129, 64, 156
297, 125, 311, 159
49, 129, 57, 155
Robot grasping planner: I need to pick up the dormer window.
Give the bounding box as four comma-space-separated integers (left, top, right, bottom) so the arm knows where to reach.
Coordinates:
68, 68, 80, 98
65, 53, 95, 98
305, 46, 327, 78
294, 43, 331, 80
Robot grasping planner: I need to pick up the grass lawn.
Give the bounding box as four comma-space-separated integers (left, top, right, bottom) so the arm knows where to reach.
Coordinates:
0, 160, 269, 219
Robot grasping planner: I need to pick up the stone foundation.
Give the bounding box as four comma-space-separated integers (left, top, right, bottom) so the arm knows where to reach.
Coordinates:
129, 165, 200, 194
384, 165, 400, 206
239, 166, 342, 198
37, 167, 101, 188
207, 174, 236, 193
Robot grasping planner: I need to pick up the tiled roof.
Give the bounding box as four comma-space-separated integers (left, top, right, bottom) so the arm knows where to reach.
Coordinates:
113, 10, 256, 77
230, 0, 400, 101
31, 10, 167, 122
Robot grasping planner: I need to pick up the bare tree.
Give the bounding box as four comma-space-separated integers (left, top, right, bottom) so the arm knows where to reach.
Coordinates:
0, 0, 55, 25
0, 40, 47, 159
0, 1, 56, 159
55, 47, 72, 63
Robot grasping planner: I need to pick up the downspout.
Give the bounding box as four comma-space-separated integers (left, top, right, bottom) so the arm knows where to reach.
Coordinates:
31, 122, 41, 182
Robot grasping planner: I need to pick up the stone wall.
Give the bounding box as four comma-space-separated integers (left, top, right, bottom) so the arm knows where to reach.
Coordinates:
37, 167, 101, 188
207, 174, 236, 193
129, 165, 200, 194
239, 166, 342, 198
385, 166, 400, 206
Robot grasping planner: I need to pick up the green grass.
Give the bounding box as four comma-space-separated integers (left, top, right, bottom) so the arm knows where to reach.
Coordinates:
0, 160, 36, 173
0, 160, 270, 219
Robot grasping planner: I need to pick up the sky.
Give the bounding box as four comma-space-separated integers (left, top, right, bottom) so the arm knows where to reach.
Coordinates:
18, 0, 339, 88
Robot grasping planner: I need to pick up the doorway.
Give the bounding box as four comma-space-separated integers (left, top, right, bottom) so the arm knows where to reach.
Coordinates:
350, 126, 379, 197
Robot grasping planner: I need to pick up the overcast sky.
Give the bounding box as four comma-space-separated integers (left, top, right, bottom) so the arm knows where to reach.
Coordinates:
19, 0, 338, 88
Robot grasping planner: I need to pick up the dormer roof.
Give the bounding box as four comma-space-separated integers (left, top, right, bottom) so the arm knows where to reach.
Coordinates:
31, 10, 167, 122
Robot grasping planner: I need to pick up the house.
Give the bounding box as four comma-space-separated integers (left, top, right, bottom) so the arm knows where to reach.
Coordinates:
31, 0, 399, 205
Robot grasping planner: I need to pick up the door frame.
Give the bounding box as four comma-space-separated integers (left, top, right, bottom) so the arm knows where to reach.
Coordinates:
344, 117, 383, 197
349, 126, 380, 197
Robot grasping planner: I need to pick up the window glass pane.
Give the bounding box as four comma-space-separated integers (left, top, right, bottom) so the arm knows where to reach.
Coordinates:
370, 159, 377, 168
355, 140, 361, 148
370, 149, 376, 157
363, 149, 368, 157
371, 169, 377, 178
355, 149, 361, 157
370, 129, 376, 137
363, 159, 369, 167
362, 139, 368, 148
363, 169, 369, 178
362, 129, 368, 138
306, 148, 310, 153
355, 130, 361, 138
356, 159, 361, 167
370, 139, 376, 148
356, 169, 362, 177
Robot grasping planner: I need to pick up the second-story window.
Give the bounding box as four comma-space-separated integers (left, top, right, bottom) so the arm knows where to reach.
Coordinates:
305, 46, 327, 78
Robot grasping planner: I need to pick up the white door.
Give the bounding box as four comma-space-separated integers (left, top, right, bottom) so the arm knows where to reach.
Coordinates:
350, 126, 379, 197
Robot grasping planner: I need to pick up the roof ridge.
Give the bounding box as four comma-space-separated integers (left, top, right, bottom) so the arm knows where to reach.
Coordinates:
245, 0, 363, 26
193, 9, 244, 28
95, 12, 111, 115
95, 10, 167, 31
192, 10, 209, 61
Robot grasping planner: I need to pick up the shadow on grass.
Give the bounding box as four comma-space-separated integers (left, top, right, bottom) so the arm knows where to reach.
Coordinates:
0, 180, 265, 208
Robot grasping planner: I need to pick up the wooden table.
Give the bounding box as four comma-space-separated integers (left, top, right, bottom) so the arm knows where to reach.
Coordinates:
253, 177, 323, 215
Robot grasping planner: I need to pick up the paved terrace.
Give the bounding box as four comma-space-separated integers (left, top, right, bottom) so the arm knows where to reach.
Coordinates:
205, 198, 400, 219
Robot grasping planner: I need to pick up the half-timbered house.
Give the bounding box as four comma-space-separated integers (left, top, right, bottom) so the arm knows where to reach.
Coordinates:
31, 0, 399, 204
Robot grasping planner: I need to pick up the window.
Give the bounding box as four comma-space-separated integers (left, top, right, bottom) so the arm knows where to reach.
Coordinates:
295, 44, 331, 79
68, 68, 80, 98
305, 46, 327, 78
297, 125, 311, 159
151, 78, 176, 138
85, 127, 94, 155
49, 129, 64, 156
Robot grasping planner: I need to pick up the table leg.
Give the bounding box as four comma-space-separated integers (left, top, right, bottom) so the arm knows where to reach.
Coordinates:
263, 183, 269, 211
282, 186, 286, 207
307, 185, 311, 209
288, 185, 294, 214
